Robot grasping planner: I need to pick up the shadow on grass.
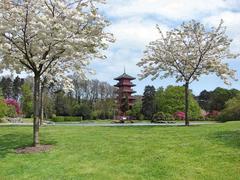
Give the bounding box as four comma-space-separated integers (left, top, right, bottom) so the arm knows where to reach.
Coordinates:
209, 130, 240, 149
0, 131, 57, 158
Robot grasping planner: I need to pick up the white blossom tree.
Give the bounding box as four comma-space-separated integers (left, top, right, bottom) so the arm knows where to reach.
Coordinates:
137, 20, 238, 126
0, 0, 114, 146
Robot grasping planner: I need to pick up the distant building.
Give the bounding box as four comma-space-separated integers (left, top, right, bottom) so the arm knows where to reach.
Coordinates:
114, 71, 136, 117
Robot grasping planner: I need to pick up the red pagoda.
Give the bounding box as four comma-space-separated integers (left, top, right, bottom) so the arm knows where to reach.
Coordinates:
114, 70, 136, 117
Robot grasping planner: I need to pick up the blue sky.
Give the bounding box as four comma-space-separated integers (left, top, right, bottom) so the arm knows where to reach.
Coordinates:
89, 0, 240, 95
1, 0, 239, 95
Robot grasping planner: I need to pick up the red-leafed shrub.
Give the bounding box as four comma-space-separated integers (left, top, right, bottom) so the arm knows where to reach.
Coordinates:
4, 98, 21, 115
174, 111, 185, 120
206, 110, 220, 118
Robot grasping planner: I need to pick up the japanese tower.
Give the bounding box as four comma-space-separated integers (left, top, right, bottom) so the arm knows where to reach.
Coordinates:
114, 70, 136, 116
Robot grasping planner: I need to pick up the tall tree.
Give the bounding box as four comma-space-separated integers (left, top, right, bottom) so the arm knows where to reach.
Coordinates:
21, 82, 33, 118
137, 20, 238, 125
121, 94, 129, 116
1, 77, 13, 98
155, 86, 201, 118
0, 0, 114, 146
142, 86, 156, 120
197, 88, 239, 112
13, 76, 24, 100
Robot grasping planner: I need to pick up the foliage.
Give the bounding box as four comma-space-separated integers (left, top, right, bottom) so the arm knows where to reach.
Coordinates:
152, 111, 174, 122
0, 77, 13, 98
137, 20, 237, 84
120, 95, 129, 115
155, 86, 201, 119
127, 98, 143, 120
54, 91, 74, 116
137, 20, 238, 125
0, 0, 114, 145
42, 91, 55, 119
4, 98, 20, 114
197, 88, 239, 112
12, 76, 24, 100
174, 111, 185, 120
0, 98, 9, 118
73, 103, 91, 120
0, 76, 24, 100
6, 105, 17, 118
142, 86, 156, 119
51, 116, 82, 122
217, 95, 240, 122
20, 83, 33, 118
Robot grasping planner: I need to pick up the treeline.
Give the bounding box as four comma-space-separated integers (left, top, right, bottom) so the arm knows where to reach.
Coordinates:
0, 76, 24, 100
0, 75, 117, 120
127, 85, 202, 121
1, 74, 240, 122
128, 85, 240, 122
196, 87, 239, 112
196, 87, 240, 121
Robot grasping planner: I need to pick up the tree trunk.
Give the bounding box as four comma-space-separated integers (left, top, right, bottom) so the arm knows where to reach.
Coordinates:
40, 85, 44, 126
184, 82, 189, 126
33, 74, 41, 146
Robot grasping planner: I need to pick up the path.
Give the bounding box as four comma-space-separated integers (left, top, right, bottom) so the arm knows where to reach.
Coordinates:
0, 121, 217, 127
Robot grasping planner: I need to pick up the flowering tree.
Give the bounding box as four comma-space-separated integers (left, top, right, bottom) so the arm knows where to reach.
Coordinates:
137, 20, 238, 126
0, 0, 114, 146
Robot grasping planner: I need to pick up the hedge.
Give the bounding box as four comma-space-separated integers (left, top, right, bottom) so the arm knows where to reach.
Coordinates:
51, 116, 83, 122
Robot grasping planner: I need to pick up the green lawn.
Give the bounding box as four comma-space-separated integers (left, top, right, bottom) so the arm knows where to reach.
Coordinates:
0, 122, 240, 179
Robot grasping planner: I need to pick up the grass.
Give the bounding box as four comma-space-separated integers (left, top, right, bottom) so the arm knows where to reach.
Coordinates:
0, 122, 240, 179
21, 118, 33, 123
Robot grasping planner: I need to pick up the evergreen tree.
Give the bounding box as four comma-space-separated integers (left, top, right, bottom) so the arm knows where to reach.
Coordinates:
142, 86, 156, 119
13, 76, 24, 100
1, 77, 13, 98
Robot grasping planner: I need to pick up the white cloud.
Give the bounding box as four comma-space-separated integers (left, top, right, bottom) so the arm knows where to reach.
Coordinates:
104, 0, 238, 20
90, 0, 240, 94
203, 11, 240, 51
107, 17, 168, 49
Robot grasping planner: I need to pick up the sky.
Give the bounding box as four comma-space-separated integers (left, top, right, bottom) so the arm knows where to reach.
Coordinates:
89, 0, 240, 95
1, 0, 240, 95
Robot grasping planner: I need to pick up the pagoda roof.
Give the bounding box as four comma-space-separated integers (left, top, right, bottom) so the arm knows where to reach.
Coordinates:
114, 82, 136, 87
114, 73, 136, 80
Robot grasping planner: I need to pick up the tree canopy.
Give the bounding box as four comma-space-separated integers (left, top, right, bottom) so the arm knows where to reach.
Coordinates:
137, 20, 238, 125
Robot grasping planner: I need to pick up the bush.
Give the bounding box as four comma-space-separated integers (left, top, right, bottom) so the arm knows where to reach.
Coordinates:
152, 112, 174, 122
6, 105, 17, 118
0, 99, 9, 118
4, 98, 20, 114
174, 111, 185, 120
51, 116, 83, 122
73, 104, 91, 120
217, 95, 240, 122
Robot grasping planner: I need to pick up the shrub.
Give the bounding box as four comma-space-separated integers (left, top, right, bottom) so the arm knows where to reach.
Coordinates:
52, 116, 65, 122
73, 104, 91, 120
6, 105, 17, 118
206, 110, 220, 119
52, 116, 82, 122
152, 112, 174, 122
0, 99, 9, 118
4, 98, 20, 114
174, 111, 185, 120
217, 95, 240, 122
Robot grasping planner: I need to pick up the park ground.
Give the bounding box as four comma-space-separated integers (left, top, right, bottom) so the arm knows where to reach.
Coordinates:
0, 122, 240, 179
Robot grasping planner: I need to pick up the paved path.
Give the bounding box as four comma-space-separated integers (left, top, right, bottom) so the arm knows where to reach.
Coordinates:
0, 121, 217, 127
